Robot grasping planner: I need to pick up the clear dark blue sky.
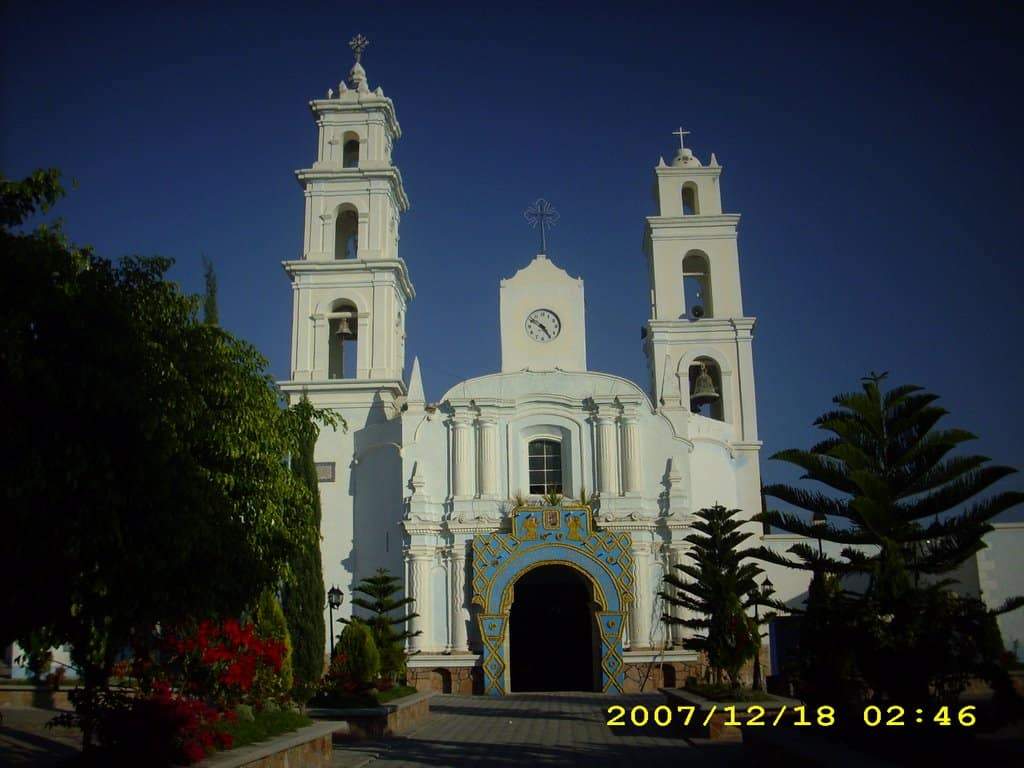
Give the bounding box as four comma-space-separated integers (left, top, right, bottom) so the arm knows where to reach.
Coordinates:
4, 2, 1023, 518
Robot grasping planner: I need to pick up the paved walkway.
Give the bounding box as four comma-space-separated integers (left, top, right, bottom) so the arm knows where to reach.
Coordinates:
0, 708, 81, 767
332, 692, 743, 767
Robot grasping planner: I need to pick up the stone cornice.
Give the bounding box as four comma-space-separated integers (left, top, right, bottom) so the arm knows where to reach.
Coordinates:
294, 166, 409, 211
645, 213, 740, 233
282, 258, 415, 300
309, 94, 401, 139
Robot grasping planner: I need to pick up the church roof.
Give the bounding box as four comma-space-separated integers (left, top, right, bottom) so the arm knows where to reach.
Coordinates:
441, 368, 652, 410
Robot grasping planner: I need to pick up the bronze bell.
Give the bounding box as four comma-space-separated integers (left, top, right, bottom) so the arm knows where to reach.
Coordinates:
334, 316, 355, 339
690, 362, 719, 406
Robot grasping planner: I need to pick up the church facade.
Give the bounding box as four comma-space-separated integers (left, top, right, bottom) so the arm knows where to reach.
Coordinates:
279, 44, 764, 695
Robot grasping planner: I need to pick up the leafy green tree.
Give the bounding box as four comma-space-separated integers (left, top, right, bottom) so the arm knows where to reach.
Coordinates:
753, 373, 1024, 703
660, 505, 771, 688
281, 396, 331, 700
201, 254, 219, 325
341, 568, 419, 679
0, 169, 334, 745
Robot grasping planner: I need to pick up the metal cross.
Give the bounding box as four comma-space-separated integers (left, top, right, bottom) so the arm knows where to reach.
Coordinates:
524, 199, 560, 254
673, 127, 691, 151
349, 34, 370, 62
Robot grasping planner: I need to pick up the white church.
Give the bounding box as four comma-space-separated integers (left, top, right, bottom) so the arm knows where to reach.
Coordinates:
275, 40, 1024, 696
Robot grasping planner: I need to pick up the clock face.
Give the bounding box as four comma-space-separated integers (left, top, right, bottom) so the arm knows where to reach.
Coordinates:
525, 309, 561, 343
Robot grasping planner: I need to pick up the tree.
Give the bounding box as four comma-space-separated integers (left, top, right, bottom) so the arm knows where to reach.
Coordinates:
1, 169, 334, 745
753, 373, 1024, 703
341, 568, 419, 680
202, 254, 219, 325
660, 505, 771, 688
281, 396, 332, 700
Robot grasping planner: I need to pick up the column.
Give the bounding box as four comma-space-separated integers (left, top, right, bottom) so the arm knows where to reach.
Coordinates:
476, 417, 499, 498
628, 542, 653, 649
448, 546, 469, 653
406, 549, 433, 652
595, 406, 619, 497
667, 545, 687, 647
451, 414, 475, 499
620, 411, 642, 494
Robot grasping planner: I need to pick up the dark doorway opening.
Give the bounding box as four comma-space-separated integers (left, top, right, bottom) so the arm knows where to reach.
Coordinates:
509, 565, 597, 692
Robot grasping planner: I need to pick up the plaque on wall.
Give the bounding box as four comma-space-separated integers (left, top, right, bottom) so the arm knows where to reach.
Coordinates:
315, 462, 335, 482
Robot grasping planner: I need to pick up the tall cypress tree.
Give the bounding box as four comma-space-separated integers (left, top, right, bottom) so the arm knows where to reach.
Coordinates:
281, 397, 326, 699
201, 255, 218, 325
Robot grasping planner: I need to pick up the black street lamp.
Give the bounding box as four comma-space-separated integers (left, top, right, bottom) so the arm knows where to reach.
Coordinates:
752, 576, 775, 691
327, 586, 344, 654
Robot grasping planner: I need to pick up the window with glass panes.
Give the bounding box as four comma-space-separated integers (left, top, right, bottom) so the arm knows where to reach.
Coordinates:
528, 439, 562, 495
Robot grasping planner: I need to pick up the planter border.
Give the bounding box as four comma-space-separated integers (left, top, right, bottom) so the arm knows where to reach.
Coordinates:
196, 720, 344, 768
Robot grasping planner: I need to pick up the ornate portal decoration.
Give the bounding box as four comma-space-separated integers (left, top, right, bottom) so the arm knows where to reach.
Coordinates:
471, 504, 632, 696
523, 198, 559, 254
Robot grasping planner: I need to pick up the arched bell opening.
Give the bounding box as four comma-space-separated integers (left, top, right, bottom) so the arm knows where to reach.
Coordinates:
335, 207, 359, 260
689, 357, 724, 420
328, 300, 358, 379
508, 564, 599, 693
342, 131, 360, 168
681, 183, 699, 215
682, 251, 712, 319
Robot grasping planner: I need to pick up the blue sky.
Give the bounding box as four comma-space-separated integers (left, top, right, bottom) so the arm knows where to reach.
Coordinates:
3, 2, 1022, 518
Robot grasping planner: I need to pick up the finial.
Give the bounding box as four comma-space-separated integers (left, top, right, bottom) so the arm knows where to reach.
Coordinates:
349, 34, 369, 62
524, 198, 560, 254
347, 34, 371, 91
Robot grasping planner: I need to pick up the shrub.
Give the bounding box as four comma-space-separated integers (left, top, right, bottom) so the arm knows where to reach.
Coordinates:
253, 591, 294, 700
334, 621, 380, 690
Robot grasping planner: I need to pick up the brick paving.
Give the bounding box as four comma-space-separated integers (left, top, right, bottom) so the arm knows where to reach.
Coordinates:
332, 692, 743, 767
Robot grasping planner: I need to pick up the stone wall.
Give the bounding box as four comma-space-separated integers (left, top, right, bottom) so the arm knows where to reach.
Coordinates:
197, 722, 340, 768
407, 666, 481, 695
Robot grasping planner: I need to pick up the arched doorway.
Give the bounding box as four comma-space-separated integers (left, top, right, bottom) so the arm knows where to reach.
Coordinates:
509, 565, 597, 692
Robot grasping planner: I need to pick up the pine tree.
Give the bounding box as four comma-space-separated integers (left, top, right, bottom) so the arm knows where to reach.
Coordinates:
752, 372, 1023, 602
660, 505, 771, 688
201, 255, 218, 325
341, 568, 420, 679
281, 397, 328, 700
753, 372, 1024, 703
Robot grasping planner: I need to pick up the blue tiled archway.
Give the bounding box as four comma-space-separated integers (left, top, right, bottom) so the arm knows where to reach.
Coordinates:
471, 505, 633, 695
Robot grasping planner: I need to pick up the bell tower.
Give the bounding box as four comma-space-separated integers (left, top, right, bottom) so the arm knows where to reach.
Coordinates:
283, 35, 413, 398
642, 129, 759, 445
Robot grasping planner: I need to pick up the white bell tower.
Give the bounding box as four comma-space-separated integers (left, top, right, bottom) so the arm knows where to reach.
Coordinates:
643, 130, 761, 517
283, 35, 413, 401
643, 131, 758, 437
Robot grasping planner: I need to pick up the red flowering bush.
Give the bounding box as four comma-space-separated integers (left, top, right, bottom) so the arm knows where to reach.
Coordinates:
89, 618, 289, 764
159, 618, 286, 710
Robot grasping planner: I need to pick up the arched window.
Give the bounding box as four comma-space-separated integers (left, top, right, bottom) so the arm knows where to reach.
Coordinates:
342, 133, 360, 168
682, 252, 712, 319
682, 184, 699, 215
528, 439, 562, 495
328, 301, 358, 379
335, 209, 358, 260
688, 357, 724, 420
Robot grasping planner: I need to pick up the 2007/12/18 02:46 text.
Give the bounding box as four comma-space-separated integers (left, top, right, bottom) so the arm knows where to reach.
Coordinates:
605, 704, 978, 728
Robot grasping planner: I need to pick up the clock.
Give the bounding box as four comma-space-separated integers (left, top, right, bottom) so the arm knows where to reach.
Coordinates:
525, 309, 561, 343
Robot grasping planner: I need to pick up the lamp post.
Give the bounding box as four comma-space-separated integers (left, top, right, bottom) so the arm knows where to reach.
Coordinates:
327, 585, 344, 655
752, 576, 774, 691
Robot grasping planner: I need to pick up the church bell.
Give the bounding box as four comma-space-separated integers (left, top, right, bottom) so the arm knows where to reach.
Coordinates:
690, 362, 719, 406
334, 316, 355, 339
